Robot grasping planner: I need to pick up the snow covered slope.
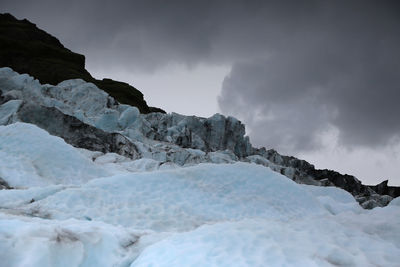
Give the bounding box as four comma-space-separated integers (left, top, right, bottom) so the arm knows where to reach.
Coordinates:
0, 123, 108, 187
0, 67, 398, 209
19, 163, 327, 230
0, 68, 400, 266
0, 122, 399, 266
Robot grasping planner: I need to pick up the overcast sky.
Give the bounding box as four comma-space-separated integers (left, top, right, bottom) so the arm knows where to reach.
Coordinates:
2, 0, 400, 185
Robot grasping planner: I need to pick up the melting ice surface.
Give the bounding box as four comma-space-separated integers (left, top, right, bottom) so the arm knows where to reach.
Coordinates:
0, 123, 399, 267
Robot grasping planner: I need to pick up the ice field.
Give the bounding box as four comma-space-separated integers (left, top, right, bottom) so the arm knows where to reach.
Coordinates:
0, 123, 399, 266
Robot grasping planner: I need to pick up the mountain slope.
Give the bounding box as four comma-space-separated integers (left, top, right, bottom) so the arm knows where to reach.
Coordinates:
0, 13, 164, 113
0, 67, 398, 209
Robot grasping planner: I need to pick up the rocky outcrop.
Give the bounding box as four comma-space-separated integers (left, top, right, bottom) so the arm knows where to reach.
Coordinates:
19, 103, 140, 158
0, 68, 253, 159
356, 193, 393, 209
2, 100, 141, 159
369, 180, 400, 198
0, 13, 163, 113
255, 148, 399, 209
18, 103, 140, 159
0, 177, 12, 190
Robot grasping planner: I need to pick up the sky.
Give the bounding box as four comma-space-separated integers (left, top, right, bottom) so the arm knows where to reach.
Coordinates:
2, 0, 400, 185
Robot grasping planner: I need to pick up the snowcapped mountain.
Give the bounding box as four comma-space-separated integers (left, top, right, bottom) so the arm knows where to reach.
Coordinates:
0, 13, 399, 267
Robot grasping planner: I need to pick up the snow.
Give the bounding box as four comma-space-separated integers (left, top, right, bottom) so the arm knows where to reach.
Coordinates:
0, 68, 253, 159
0, 99, 22, 125
0, 70, 399, 266
0, 185, 66, 209
0, 68, 121, 130
0, 123, 108, 187
118, 105, 140, 129
304, 185, 363, 214
21, 163, 326, 231
390, 196, 400, 206
0, 214, 164, 267
0, 122, 399, 266
132, 209, 400, 267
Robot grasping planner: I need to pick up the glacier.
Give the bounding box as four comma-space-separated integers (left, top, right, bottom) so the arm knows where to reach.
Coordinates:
0, 68, 400, 266
0, 123, 108, 188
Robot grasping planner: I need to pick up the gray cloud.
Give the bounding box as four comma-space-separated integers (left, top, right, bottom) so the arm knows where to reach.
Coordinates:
1, 0, 319, 70
2, 0, 225, 70
218, 1, 400, 152
2, 0, 400, 153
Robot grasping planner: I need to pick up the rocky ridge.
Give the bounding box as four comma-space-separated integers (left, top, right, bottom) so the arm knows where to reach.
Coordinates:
0, 13, 164, 114
0, 67, 398, 209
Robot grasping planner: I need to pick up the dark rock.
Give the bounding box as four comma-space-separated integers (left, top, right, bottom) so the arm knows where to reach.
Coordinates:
0, 13, 92, 86
0, 13, 163, 114
15, 102, 140, 159
359, 194, 393, 209
372, 180, 390, 195
361, 199, 380, 210
319, 178, 334, 187
0, 88, 18, 104
255, 147, 399, 208
369, 180, 400, 199
0, 177, 12, 189
148, 106, 166, 113
307, 169, 365, 196
94, 78, 158, 114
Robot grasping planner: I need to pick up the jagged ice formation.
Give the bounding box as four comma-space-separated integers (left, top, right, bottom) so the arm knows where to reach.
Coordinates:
0, 67, 400, 266
0, 67, 398, 209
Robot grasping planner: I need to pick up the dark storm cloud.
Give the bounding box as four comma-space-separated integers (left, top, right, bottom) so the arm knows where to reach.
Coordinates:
2, 0, 400, 151
2, 0, 230, 70
1, 0, 318, 69
218, 1, 400, 151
